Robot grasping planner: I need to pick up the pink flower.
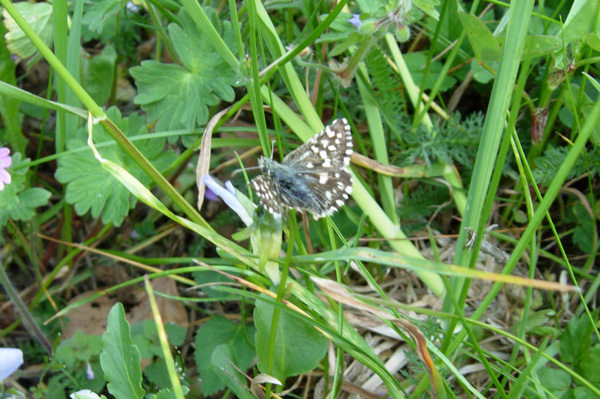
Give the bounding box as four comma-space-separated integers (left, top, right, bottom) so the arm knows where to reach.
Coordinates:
0, 147, 12, 191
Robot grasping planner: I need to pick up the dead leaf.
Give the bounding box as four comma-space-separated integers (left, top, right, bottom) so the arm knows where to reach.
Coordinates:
197, 105, 234, 211
63, 277, 188, 338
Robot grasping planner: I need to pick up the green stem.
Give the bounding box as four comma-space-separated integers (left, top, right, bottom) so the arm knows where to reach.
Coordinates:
0, 0, 103, 117
342, 35, 374, 83
99, 119, 211, 229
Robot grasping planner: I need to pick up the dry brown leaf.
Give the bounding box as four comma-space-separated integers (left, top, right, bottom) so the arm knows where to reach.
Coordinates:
196, 105, 234, 211
63, 277, 188, 339
130, 277, 188, 327
62, 292, 115, 338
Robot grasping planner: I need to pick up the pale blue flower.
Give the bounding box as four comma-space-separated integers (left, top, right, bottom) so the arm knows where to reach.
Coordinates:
0, 147, 12, 191
0, 348, 23, 380
126, 1, 139, 12
202, 174, 253, 226
349, 14, 361, 27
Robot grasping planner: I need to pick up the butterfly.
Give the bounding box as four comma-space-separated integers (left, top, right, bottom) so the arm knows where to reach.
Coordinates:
250, 118, 353, 219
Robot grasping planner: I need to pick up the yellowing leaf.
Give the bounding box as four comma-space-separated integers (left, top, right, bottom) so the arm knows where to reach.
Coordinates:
2, 3, 53, 61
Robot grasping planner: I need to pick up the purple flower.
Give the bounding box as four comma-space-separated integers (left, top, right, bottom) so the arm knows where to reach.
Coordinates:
0, 147, 12, 191
0, 348, 23, 380
349, 14, 361, 27
204, 185, 219, 201
202, 174, 253, 226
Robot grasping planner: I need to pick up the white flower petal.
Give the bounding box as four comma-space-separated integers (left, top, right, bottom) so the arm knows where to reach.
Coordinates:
70, 389, 101, 399
202, 175, 253, 226
0, 348, 23, 380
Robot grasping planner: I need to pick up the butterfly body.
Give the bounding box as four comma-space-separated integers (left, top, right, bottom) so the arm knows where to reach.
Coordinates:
251, 118, 353, 219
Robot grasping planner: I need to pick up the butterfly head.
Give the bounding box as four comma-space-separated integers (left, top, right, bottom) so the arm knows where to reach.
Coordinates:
258, 156, 277, 176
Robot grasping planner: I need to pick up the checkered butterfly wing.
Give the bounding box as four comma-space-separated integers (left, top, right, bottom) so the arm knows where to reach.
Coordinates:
251, 118, 354, 219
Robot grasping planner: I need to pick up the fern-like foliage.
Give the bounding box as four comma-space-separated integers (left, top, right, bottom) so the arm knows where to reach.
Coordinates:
366, 48, 408, 142
398, 184, 452, 234
532, 145, 600, 185
391, 112, 483, 169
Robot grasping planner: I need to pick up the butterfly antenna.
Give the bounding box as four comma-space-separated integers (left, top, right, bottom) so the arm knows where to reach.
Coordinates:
232, 139, 276, 177
231, 165, 262, 176
231, 150, 262, 177
270, 139, 276, 159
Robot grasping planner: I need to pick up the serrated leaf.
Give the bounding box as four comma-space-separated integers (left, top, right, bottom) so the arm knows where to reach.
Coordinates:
81, 0, 122, 34
194, 316, 256, 395
2, 3, 53, 61
576, 344, 600, 386
70, 330, 103, 362
254, 297, 327, 383
55, 106, 176, 227
560, 313, 594, 364
211, 344, 255, 399
100, 303, 145, 399
130, 9, 237, 133
0, 153, 51, 226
